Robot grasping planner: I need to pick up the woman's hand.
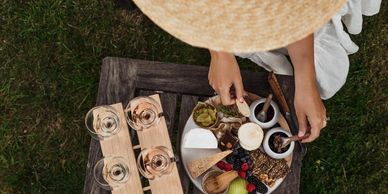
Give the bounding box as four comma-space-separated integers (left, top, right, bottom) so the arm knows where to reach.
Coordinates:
208, 50, 246, 105
294, 79, 326, 142
288, 34, 327, 142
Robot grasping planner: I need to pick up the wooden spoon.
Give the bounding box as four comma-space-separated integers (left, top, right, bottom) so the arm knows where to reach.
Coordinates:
280, 133, 311, 148
256, 94, 273, 122
203, 170, 238, 194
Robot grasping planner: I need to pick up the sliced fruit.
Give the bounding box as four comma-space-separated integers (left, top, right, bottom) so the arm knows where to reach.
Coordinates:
227, 178, 248, 194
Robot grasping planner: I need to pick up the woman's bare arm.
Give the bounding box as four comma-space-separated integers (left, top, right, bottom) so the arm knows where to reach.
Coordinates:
287, 34, 326, 142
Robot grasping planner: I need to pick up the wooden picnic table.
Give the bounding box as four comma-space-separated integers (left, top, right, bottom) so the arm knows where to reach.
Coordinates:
83, 57, 305, 194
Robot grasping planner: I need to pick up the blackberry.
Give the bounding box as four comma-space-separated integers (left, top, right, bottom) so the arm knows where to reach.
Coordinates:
248, 192, 256, 194
238, 152, 245, 158
232, 148, 239, 156
233, 160, 242, 171
246, 158, 252, 165
237, 147, 245, 154
246, 170, 253, 177
247, 175, 258, 183
225, 155, 235, 164
247, 176, 268, 193
254, 181, 268, 194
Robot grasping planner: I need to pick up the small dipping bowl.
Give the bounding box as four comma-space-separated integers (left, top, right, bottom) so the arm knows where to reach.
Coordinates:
201, 169, 226, 194
192, 102, 219, 129
263, 127, 294, 159
249, 98, 279, 129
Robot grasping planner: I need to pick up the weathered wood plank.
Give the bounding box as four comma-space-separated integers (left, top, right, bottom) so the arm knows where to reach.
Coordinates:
97, 57, 138, 106
176, 95, 199, 194
105, 57, 271, 97
84, 57, 138, 194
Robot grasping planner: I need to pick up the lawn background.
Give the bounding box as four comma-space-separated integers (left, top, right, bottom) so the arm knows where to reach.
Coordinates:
0, 0, 386, 193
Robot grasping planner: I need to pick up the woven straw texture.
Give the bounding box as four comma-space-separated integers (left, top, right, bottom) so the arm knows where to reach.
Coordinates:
133, 0, 347, 52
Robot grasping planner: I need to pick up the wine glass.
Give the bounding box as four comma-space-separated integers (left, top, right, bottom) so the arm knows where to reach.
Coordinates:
93, 156, 130, 190
136, 146, 177, 180
85, 106, 121, 140
125, 96, 164, 131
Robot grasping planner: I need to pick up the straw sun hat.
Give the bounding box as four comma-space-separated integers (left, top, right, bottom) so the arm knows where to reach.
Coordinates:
133, 0, 347, 53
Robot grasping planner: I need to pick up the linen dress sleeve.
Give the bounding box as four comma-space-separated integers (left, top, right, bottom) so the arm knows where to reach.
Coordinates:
235, 0, 381, 100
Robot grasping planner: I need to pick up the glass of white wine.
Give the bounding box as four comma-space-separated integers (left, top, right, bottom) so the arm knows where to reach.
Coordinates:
93, 156, 130, 190
125, 96, 164, 131
85, 106, 121, 140
136, 146, 177, 180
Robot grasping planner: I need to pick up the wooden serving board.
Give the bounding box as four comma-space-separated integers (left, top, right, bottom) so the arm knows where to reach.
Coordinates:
97, 95, 183, 194
99, 103, 143, 194
136, 94, 184, 194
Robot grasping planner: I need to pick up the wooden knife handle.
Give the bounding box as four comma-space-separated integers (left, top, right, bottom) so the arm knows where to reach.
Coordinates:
267, 72, 290, 113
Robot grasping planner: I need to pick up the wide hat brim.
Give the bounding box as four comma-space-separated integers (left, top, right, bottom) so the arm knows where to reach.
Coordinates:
133, 0, 347, 53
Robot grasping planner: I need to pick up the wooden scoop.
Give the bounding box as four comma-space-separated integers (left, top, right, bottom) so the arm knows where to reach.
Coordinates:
256, 94, 273, 122
280, 132, 311, 148
203, 170, 238, 194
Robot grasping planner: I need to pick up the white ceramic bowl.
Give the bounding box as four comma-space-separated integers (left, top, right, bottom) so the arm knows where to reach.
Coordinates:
263, 127, 294, 159
249, 98, 279, 129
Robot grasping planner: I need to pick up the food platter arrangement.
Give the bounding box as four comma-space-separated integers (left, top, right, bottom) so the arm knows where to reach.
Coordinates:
181, 93, 303, 194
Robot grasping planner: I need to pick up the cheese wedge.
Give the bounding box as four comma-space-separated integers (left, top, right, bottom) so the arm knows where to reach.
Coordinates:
184, 128, 218, 149
187, 150, 232, 178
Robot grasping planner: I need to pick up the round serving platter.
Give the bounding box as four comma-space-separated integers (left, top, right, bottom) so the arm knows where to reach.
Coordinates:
180, 93, 292, 194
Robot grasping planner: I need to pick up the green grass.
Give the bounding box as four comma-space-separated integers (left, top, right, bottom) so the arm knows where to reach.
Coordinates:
0, 0, 386, 193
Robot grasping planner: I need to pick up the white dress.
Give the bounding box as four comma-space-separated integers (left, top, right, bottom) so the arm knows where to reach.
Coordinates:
236, 0, 381, 100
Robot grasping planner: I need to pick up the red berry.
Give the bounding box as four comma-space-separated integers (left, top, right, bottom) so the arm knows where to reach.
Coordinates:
246, 183, 256, 192
216, 161, 226, 170
224, 163, 233, 171
241, 163, 249, 171
238, 170, 246, 178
